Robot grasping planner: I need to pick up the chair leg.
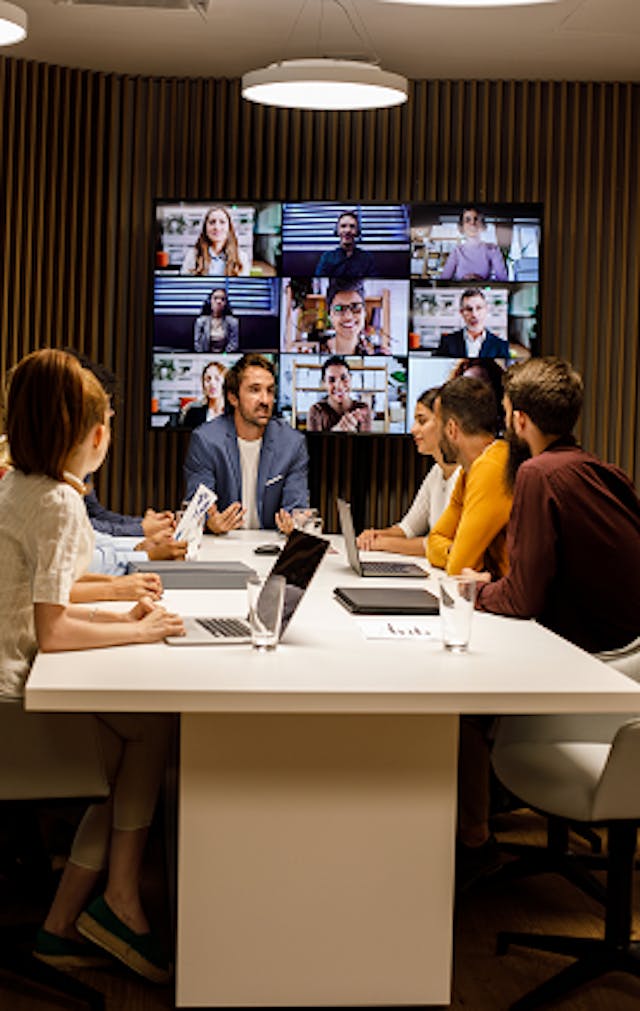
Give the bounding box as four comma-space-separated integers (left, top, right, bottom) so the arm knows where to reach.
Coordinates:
507, 953, 622, 1011
498, 821, 640, 1009
498, 815, 607, 904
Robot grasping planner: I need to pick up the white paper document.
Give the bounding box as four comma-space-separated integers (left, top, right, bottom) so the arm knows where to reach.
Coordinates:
175, 484, 217, 545
359, 619, 434, 640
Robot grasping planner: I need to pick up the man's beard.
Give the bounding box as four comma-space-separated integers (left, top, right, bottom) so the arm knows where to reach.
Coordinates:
505, 429, 532, 492
439, 431, 458, 466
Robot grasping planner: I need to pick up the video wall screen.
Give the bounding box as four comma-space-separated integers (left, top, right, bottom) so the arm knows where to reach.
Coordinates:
151, 201, 541, 433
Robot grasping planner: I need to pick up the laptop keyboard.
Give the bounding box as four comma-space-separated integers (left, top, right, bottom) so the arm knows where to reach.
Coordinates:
196, 617, 250, 638
365, 561, 420, 574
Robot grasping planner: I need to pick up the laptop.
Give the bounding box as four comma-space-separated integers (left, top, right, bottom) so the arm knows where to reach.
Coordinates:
334, 585, 439, 616
337, 498, 427, 578
165, 530, 329, 645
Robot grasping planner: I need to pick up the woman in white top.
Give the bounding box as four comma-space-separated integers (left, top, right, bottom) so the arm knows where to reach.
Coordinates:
0, 349, 184, 982
357, 387, 459, 557
180, 205, 250, 277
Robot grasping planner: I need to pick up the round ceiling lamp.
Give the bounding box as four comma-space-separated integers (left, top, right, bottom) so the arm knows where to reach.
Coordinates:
382, 0, 557, 6
242, 59, 408, 111
0, 1, 27, 46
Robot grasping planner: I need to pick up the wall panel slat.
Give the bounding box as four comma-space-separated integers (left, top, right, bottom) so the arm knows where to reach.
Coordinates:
0, 66, 638, 526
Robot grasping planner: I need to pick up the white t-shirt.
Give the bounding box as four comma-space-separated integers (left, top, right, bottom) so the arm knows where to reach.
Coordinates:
237, 437, 262, 530
398, 464, 460, 539
0, 471, 94, 699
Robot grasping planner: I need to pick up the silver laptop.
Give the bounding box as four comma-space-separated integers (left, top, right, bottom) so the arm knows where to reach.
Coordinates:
337, 498, 427, 579
166, 530, 330, 645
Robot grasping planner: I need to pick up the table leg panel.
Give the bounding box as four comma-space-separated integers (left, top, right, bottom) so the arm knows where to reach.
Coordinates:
177, 712, 458, 1007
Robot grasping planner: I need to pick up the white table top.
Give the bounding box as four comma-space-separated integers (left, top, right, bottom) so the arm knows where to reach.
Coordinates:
26, 531, 640, 716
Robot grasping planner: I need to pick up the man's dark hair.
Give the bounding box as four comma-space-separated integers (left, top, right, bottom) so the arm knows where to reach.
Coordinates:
438, 376, 498, 436
224, 353, 275, 411
336, 210, 360, 238
321, 355, 350, 380
503, 357, 583, 436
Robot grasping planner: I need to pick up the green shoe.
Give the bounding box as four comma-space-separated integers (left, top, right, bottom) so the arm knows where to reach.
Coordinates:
76, 896, 172, 984
33, 927, 113, 969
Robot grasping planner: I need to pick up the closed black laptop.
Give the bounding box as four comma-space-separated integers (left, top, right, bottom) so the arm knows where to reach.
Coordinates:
334, 586, 439, 616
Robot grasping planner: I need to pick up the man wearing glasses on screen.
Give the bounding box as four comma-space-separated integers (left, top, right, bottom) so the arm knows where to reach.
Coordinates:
314, 211, 376, 280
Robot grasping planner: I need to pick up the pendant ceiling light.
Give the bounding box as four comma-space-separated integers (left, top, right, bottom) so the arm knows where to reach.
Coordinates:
382, 0, 557, 6
242, 0, 408, 111
0, 1, 27, 45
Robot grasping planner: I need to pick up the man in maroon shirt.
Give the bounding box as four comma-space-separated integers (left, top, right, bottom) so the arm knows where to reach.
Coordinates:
474, 357, 640, 653
457, 357, 639, 891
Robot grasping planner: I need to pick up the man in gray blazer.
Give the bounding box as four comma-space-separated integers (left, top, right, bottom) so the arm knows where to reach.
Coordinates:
184, 354, 309, 532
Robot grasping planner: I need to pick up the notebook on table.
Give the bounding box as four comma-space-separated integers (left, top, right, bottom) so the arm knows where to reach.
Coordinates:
128, 560, 256, 590
333, 586, 439, 616
165, 530, 329, 645
337, 498, 427, 578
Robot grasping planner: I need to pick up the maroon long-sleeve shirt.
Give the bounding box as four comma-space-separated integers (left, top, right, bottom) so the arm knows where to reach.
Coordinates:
476, 439, 640, 653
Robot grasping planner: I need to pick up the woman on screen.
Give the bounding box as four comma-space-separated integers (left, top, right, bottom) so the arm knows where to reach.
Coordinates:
193, 289, 239, 353
181, 206, 250, 277
440, 205, 508, 282
357, 387, 459, 556
0, 349, 183, 981
307, 356, 372, 433
180, 360, 227, 430
324, 280, 388, 356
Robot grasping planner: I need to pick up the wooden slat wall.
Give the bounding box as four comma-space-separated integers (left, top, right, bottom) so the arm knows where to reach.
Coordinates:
1, 66, 639, 530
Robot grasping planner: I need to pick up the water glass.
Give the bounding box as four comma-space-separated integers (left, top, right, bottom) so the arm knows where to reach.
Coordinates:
292, 507, 323, 536
438, 574, 477, 653
247, 575, 286, 651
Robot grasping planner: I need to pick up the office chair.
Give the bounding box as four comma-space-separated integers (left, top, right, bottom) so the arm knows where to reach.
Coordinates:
0, 701, 110, 1010
491, 637, 640, 1010
492, 637, 640, 902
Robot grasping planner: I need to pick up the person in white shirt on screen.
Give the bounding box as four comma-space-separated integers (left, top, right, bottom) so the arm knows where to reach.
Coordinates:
183, 354, 309, 534
180, 206, 251, 277
357, 388, 459, 557
434, 288, 509, 359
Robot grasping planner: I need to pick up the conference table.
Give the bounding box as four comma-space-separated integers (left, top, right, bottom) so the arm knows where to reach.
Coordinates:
26, 531, 640, 1007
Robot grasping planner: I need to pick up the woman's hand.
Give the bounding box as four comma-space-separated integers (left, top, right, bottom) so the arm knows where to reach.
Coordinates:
357, 527, 379, 550
128, 596, 185, 641
113, 572, 163, 601
332, 408, 365, 433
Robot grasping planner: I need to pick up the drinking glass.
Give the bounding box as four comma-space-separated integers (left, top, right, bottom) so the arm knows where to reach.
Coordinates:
438, 574, 477, 653
247, 575, 286, 651
291, 507, 323, 536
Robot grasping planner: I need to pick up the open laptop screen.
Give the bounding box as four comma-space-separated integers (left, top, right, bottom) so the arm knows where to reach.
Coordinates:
270, 530, 330, 633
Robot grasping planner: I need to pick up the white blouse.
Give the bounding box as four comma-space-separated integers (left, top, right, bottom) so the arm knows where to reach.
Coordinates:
0, 471, 94, 698
398, 464, 460, 539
